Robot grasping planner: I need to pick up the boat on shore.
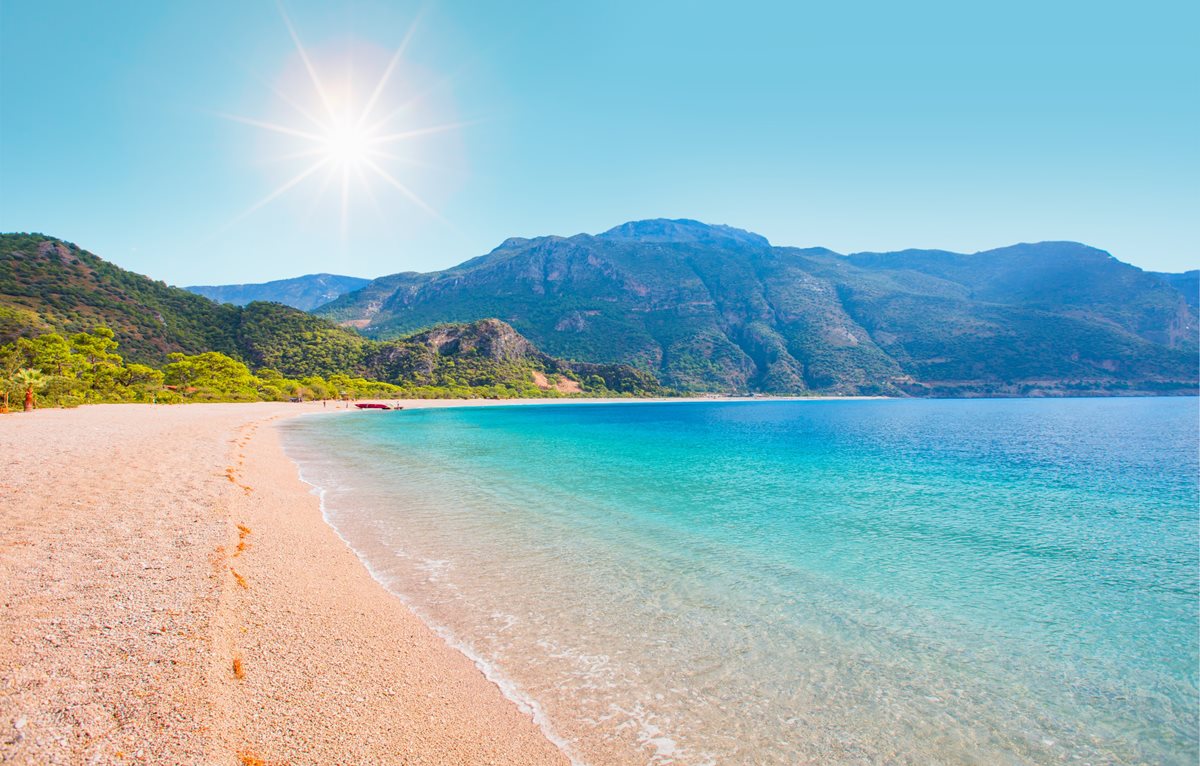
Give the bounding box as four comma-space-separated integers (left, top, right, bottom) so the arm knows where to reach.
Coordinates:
354, 402, 403, 411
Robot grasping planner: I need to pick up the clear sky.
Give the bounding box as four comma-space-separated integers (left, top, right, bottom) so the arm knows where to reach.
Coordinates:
1, 0, 1196, 284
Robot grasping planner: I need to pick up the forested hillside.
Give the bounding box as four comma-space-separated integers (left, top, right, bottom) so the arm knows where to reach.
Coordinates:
5, 227, 1193, 399
0, 233, 243, 362
319, 220, 1198, 396
0, 234, 663, 400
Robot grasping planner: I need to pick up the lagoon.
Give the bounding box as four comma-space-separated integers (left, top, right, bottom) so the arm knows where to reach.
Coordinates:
283, 397, 1199, 765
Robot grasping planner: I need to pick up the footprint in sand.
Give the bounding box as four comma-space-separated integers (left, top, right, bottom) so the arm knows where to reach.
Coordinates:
224, 467, 253, 494
234, 524, 251, 556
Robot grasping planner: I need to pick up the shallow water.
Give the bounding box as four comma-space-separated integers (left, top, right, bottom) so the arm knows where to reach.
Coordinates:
281, 398, 1199, 765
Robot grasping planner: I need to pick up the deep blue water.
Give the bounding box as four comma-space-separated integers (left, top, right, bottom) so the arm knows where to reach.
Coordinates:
282, 397, 1199, 765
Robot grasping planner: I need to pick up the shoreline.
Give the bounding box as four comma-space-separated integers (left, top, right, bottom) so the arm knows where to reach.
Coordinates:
0, 395, 872, 764
283, 424, 584, 765
4, 397, 1196, 763
0, 402, 570, 765
325, 393, 890, 413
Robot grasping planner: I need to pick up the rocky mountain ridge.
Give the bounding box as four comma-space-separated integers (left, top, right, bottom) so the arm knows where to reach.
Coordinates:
317, 219, 1198, 396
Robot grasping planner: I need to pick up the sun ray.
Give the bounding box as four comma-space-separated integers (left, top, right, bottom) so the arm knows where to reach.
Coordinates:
367, 148, 462, 176
276, 0, 338, 122
222, 10, 469, 233
247, 68, 331, 133
224, 157, 332, 230
368, 119, 480, 146
362, 157, 445, 222
304, 162, 343, 221
264, 145, 335, 164
216, 112, 327, 143
353, 160, 386, 222
361, 62, 470, 136
356, 11, 423, 130
340, 165, 351, 243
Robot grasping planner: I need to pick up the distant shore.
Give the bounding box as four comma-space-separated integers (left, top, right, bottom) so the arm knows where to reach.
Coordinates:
0, 402, 571, 765
328, 393, 890, 410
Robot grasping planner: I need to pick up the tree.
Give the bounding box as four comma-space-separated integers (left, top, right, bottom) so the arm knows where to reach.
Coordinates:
13, 368, 46, 412
122, 363, 164, 401
70, 327, 122, 365
163, 352, 260, 401
19, 333, 75, 376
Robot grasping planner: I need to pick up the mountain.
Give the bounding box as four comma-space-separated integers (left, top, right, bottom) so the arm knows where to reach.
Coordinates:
363, 318, 662, 396
1152, 270, 1199, 309
0, 233, 660, 396
0, 232, 244, 363
186, 273, 370, 311
318, 219, 1198, 396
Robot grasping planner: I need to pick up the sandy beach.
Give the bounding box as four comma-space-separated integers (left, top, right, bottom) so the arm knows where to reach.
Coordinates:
0, 395, 869, 764
0, 401, 575, 765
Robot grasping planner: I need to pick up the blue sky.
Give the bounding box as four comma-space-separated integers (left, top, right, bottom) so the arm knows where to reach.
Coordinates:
1, 0, 1196, 284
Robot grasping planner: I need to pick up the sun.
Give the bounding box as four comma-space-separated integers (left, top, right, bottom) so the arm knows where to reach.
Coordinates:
219, 5, 466, 233
325, 121, 371, 167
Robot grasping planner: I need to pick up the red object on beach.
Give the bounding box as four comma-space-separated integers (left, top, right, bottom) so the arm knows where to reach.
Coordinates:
354, 402, 398, 410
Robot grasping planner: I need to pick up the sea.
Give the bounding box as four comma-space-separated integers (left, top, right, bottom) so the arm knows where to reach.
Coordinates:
280, 397, 1199, 765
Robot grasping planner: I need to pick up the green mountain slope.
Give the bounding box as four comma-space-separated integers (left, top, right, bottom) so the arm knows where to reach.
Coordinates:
318, 220, 1198, 396
0, 233, 243, 362
0, 233, 660, 396
186, 273, 370, 311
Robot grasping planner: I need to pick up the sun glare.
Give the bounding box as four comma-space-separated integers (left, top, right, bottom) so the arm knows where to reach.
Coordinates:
220, 5, 465, 234
325, 121, 371, 167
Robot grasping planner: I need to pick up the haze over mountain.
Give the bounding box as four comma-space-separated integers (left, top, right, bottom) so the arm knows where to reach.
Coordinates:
318, 219, 1198, 396
1151, 270, 1199, 309
186, 273, 370, 311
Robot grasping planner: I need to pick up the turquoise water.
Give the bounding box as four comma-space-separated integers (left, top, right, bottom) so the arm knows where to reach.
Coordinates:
281, 398, 1199, 765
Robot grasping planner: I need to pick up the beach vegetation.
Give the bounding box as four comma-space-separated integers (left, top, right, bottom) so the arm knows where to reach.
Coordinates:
0, 321, 666, 409
1, 235, 669, 404
12, 368, 46, 411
